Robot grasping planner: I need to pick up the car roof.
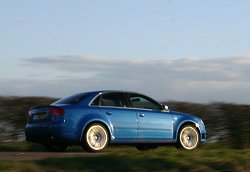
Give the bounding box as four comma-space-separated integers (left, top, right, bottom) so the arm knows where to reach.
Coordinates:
88, 90, 140, 95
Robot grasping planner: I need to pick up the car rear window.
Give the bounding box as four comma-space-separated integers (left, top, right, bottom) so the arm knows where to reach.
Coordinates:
53, 93, 89, 105
91, 93, 128, 107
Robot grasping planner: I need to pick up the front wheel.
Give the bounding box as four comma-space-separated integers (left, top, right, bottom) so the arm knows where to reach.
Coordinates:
176, 125, 199, 150
82, 123, 109, 152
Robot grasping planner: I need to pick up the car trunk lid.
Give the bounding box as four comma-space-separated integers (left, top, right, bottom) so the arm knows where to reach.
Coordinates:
28, 106, 64, 123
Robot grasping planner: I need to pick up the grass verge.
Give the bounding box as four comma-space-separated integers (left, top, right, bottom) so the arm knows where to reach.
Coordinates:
0, 143, 249, 172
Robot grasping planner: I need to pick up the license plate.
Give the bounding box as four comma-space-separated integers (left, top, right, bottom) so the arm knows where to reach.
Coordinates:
33, 113, 48, 120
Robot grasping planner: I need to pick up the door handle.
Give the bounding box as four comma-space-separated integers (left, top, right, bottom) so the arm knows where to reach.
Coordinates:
105, 111, 112, 115
138, 113, 145, 117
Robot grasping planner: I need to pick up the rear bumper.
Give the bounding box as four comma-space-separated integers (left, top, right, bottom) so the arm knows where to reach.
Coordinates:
25, 122, 78, 144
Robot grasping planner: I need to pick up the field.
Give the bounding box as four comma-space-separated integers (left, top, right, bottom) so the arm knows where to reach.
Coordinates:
0, 143, 249, 172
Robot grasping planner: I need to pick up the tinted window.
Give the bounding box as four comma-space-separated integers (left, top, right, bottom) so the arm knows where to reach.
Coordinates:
129, 93, 162, 110
92, 93, 128, 107
53, 93, 89, 105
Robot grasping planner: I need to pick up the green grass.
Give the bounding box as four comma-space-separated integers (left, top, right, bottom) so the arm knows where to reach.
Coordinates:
0, 143, 250, 172
0, 142, 45, 152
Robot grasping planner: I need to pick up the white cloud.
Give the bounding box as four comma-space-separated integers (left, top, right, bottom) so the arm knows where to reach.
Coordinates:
1, 55, 250, 104
233, 55, 250, 64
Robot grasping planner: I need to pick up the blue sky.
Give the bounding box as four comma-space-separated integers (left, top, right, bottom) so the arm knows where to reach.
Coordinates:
1, 0, 250, 103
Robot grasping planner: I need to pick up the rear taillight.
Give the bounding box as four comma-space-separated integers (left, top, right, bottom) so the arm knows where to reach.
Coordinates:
48, 107, 64, 116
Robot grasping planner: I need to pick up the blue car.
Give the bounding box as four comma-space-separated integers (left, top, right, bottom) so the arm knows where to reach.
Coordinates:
25, 90, 206, 152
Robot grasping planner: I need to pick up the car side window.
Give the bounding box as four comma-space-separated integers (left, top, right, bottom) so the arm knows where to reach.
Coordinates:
129, 93, 162, 110
91, 93, 128, 107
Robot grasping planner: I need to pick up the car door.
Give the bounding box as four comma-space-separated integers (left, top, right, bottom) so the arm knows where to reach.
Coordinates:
128, 93, 173, 140
96, 92, 137, 141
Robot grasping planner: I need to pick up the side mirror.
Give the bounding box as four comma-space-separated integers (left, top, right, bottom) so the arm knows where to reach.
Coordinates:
162, 105, 169, 111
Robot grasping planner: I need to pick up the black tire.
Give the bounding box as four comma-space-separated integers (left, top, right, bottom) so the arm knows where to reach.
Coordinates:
44, 144, 67, 152
82, 123, 109, 152
176, 125, 200, 150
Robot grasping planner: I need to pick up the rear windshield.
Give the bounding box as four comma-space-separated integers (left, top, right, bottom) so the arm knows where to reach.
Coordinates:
52, 93, 89, 105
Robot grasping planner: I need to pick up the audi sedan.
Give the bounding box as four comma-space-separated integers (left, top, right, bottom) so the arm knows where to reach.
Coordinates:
25, 90, 206, 152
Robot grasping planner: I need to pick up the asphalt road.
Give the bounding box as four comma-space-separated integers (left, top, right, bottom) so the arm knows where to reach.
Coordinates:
0, 152, 106, 161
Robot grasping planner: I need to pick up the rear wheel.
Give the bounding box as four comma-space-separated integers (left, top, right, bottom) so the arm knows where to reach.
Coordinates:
44, 144, 67, 152
176, 125, 199, 150
82, 123, 109, 152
